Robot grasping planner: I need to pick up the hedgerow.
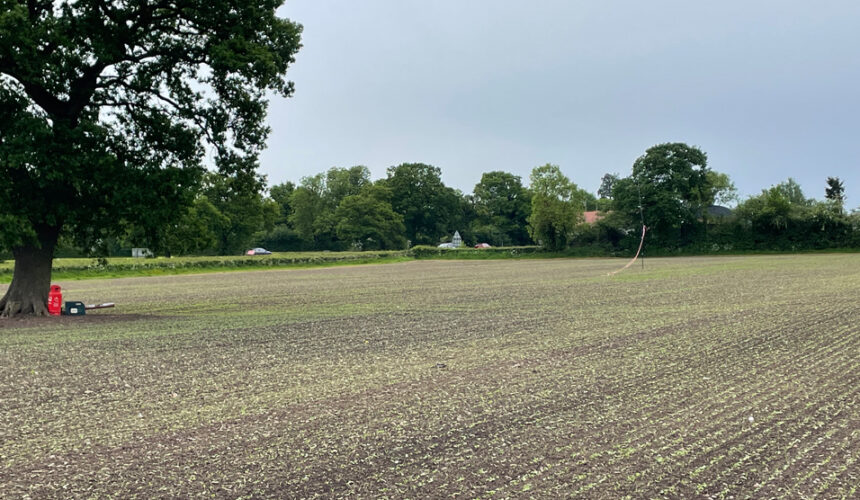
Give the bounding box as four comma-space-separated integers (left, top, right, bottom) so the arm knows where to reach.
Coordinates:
0, 251, 408, 281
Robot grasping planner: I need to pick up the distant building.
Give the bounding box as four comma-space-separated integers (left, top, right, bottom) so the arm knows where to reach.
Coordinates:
696, 205, 733, 222
706, 205, 733, 218
452, 231, 463, 247
583, 211, 605, 224
132, 248, 154, 258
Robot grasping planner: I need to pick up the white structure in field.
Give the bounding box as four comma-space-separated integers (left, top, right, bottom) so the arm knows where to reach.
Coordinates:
452, 231, 462, 247
132, 248, 153, 258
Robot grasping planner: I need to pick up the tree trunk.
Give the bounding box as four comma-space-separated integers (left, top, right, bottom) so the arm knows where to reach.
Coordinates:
0, 227, 59, 318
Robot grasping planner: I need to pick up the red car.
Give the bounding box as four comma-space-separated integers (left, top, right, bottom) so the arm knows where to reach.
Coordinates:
474, 243, 492, 249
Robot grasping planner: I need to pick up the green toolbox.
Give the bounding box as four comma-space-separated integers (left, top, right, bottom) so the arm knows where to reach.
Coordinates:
64, 301, 86, 316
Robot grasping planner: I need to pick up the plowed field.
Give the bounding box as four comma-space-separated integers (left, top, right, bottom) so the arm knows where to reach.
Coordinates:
1, 255, 858, 498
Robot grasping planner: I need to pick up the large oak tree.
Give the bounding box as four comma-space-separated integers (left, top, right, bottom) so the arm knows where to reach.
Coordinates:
613, 143, 733, 247
0, 0, 301, 316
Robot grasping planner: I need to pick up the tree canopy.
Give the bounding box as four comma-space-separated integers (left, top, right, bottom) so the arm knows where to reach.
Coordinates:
287, 166, 373, 249
613, 143, 735, 247
597, 173, 619, 200
0, 0, 302, 315
383, 163, 461, 245
335, 185, 406, 250
733, 178, 852, 249
825, 177, 846, 210
527, 164, 582, 251
201, 173, 279, 255
269, 181, 296, 225
471, 171, 532, 246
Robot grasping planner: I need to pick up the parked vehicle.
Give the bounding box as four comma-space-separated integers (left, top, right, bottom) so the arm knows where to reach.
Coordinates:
474, 243, 492, 249
246, 247, 272, 255
437, 242, 457, 249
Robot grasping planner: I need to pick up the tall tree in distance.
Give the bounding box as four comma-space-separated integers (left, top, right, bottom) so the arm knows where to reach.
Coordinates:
471, 171, 532, 246
289, 173, 328, 246
733, 178, 816, 246
0, 1, 302, 316
704, 171, 739, 207
325, 166, 371, 205
335, 184, 406, 250
825, 176, 846, 213
201, 173, 279, 255
527, 164, 583, 251
383, 163, 460, 245
771, 177, 810, 207
269, 181, 296, 226
597, 173, 619, 201
288, 166, 371, 249
613, 143, 733, 247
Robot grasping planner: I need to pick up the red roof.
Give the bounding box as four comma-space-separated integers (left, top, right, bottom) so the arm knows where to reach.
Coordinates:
583, 211, 604, 224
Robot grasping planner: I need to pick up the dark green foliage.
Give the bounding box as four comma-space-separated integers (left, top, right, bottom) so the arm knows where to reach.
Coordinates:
825, 177, 845, 201
471, 171, 532, 246
1, 0, 301, 249
825, 176, 846, 213
570, 211, 633, 252
612, 143, 736, 249
200, 174, 278, 255
706, 171, 739, 207
287, 166, 372, 249
252, 225, 311, 252
598, 173, 619, 200
383, 163, 463, 245
470, 223, 514, 247
157, 197, 227, 256
850, 211, 860, 247
731, 179, 853, 250
270, 161, 854, 256
289, 174, 327, 245
269, 181, 296, 225
614, 143, 708, 246
527, 164, 583, 251
335, 189, 406, 250
0, 0, 302, 314
121, 195, 229, 257
326, 165, 372, 205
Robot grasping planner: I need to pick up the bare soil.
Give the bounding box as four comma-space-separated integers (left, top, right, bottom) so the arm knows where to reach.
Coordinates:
1, 256, 858, 498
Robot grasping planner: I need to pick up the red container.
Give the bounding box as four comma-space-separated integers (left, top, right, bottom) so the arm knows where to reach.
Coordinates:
48, 285, 62, 316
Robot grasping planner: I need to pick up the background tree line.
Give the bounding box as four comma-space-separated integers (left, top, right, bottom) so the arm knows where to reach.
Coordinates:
20, 143, 859, 259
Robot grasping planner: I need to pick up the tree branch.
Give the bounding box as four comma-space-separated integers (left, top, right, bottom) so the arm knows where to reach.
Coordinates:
0, 65, 67, 117
66, 63, 108, 121
96, 89, 218, 147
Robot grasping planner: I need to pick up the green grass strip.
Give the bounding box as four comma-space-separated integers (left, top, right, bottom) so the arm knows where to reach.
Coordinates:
0, 252, 411, 283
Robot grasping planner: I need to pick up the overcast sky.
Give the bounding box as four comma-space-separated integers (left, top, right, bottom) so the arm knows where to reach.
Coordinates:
261, 1, 860, 206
